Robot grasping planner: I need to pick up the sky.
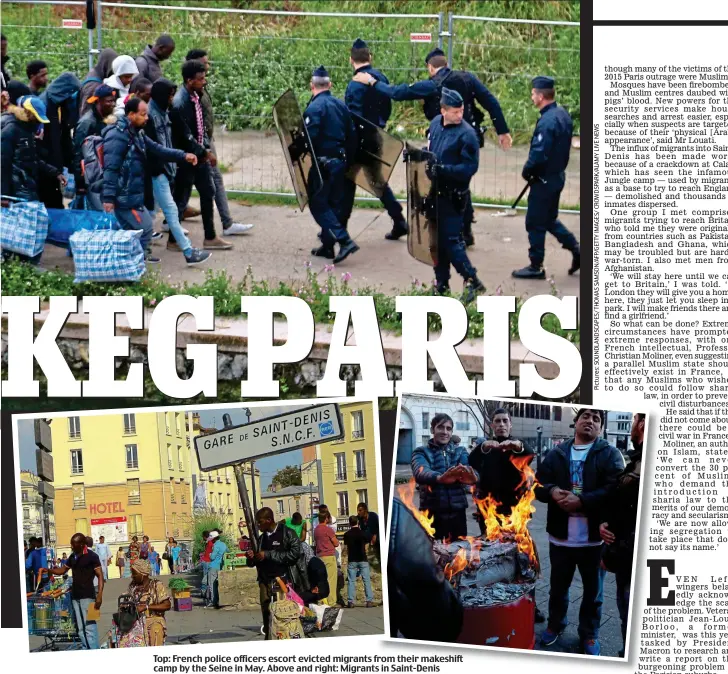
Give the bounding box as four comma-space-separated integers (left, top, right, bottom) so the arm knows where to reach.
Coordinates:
17, 403, 312, 492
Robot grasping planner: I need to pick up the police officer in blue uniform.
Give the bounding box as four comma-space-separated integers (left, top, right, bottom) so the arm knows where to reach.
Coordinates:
343, 38, 408, 240
304, 65, 359, 264
513, 76, 579, 279
425, 88, 484, 302
353, 48, 512, 247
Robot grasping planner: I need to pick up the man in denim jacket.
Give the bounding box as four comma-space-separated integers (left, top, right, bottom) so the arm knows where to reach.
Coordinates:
411, 413, 477, 541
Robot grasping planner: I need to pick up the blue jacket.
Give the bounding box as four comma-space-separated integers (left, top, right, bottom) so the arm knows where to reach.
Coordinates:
523, 101, 573, 180
535, 437, 624, 543
373, 67, 509, 134
101, 115, 186, 208
345, 64, 392, 129
25, 547, 48, 581
209, 538, 228, 571
411, 440, 474, 515
304, 90, 357, 162
427, 115, 480, 188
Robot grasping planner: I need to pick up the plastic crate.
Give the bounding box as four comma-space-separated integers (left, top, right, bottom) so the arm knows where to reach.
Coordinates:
174, 597, 193, 612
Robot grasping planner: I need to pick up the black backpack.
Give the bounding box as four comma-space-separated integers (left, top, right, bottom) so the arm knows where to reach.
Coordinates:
115, 595, 139, 634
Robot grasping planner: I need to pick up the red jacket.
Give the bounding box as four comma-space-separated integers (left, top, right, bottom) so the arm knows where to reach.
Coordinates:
200, 538, 214, 563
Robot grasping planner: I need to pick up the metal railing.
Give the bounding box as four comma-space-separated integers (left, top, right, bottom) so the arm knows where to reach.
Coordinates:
2, 1, 579, 211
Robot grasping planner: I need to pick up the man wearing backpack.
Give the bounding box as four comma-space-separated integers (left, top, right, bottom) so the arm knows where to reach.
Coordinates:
73, 83, 117, 200
353, 48, 512, 247
102, 97, 198, 262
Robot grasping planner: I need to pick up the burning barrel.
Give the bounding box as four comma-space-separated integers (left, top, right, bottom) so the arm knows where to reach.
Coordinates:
457, 585, 535, 649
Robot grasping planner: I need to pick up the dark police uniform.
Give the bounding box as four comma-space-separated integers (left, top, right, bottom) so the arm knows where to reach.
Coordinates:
368, 49, 509, 246
426, 89, 483, 298
304, 67, 359, 263
515, 76, 579, 278
344, 45, 407, 239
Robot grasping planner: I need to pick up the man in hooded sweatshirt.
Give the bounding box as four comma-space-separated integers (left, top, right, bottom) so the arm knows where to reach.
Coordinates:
104, 55, 139, 119
80, 48, 117, 116
135, 35, 175, 83
39, 72, 80, 208
145, 78, 210, 265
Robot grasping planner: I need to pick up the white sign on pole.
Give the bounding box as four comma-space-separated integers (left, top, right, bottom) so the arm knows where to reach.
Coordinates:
194, 403, 343, 471
410, 33, 432, 43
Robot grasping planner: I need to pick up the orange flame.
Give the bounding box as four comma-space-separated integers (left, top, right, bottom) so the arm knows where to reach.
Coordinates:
397, 477, 436, 537
444, 547, 468, 581
471, 453, 540, 572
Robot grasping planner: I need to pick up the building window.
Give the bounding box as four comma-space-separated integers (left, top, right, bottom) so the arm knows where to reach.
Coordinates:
177, 446, 184, 472
351, 411, 364, 439
356, 489, 368, 507
421, 412, 429, 428
354, 450, 366, 479
180, 479, 187, 504
75, 518, 89, 535
277, 499, 284, 515
227, 493, 231, 512
23, 508, 29, 520
22, 490, 28, 502
554, 407, 562, 422
123, 413, 136, 435
68, 416, 81, 439
70, 449, 84, 475
129, 514, 143, 538
170, 479, 176, 503
72, 483, 86, 509
456, 411, 469, 431
128, 479, 141, 505
175, 413, 182, 436
337, 491, 350, 518
334, 453, 347, 482
171, 513, 177, 537
165, 413, 171, 436
126, 444, 139, 470
422, 435, 430, 447
167, 444, 173, 470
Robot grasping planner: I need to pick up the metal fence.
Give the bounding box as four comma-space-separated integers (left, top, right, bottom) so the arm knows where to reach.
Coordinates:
1, 0, 580, 211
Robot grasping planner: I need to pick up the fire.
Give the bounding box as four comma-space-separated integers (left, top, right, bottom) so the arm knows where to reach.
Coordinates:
444, 547, 468, 581
473, 453, 540, 571
397, 477, 436, 537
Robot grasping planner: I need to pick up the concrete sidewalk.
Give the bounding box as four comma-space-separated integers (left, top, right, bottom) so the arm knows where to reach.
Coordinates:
28, 574, 383, 651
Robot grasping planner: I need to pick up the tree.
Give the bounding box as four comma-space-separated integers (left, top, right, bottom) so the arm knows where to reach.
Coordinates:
271, 465, 302, 489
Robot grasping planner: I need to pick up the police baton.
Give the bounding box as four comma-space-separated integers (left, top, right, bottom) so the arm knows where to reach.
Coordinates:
497, 178, 535, 217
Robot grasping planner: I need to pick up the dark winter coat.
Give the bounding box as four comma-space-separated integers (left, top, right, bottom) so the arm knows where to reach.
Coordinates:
146, 79, 178, 179
535, 437, 624, 543
1, 106, 61, 200
170, 86, 210, 160
388, 498, 463, 641
101, 115, 186, 209
411, 439, 473, 516
73, 106, 111, 190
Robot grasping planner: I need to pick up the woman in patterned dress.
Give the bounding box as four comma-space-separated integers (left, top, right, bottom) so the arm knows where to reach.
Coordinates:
118, 559, 171, 647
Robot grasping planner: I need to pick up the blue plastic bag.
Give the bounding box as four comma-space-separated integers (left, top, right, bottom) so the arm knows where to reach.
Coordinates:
69, 228, 146, 283
46, 208, 119, 248
0, 199, 49, 257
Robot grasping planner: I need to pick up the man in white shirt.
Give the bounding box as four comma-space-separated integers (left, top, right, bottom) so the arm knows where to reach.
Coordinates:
95, 535, 112, 581
535, 408, 624, 657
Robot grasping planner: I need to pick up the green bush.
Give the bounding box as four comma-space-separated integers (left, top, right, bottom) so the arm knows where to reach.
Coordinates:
1, 1, 579, 137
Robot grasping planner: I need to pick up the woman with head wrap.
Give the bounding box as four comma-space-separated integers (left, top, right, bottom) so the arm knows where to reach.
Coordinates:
104, 55, 139, 119
38, 72, 81, 208
118, 558, 171, 647
80, 48, 118, 115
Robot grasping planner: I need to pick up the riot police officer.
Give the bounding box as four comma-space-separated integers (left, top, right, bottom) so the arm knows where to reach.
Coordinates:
353, 48, 512, 247
304, 65, 359, 264
513, 76, 579, 279
425, 88, 484, 302
343, 38, 408, 241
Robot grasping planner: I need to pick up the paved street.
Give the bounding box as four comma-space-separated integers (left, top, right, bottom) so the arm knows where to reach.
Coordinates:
393, 465, 625, 658
38, 200, 580, 299
28, 572, 384, 651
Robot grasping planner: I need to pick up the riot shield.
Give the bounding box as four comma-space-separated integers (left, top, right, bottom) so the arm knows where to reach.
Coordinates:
272, 89, 322, 211
406, 143, 438, 266
346, 113, 404, 198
